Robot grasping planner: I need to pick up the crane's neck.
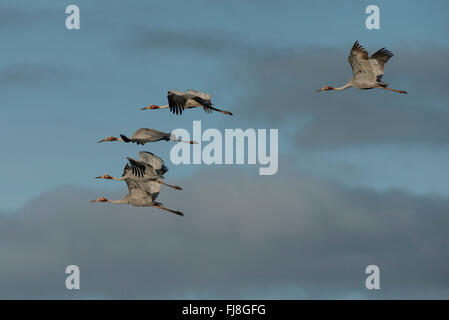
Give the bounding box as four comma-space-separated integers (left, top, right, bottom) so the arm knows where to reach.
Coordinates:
109, 199, 129, 204
333, 82, 352, 91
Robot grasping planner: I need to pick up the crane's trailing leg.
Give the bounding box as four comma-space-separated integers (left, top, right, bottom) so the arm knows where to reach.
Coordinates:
170, 137, 198, 144
150, 202, 184, 216
376, 86, 407, 94
208, 106, 233, 116
155, 180, 182, 190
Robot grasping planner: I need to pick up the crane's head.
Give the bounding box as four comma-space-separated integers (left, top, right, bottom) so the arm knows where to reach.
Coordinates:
95, 174, 114, 180
90, 197, 109, 203
140, 104, 159, 110
316, 85, 335, 92
97, 136, 118, 143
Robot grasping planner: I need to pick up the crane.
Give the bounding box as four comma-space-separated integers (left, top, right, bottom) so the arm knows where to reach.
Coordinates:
98, 128, 197, 145
91, 177, 184, 216
317, 41, 407, 94
95, 151, 182, 191
141, 89, 233, 115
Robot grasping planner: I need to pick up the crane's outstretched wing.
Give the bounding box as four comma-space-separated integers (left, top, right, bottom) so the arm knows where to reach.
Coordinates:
371, 48, 394, 68
187, 89, 213, 113
138, 151, 168, 176
370, 48, 394, 82
348, 40, 387, 84
122, 158, 163, 199
124, 177, 139, 192
348, 41, 369, 77
168, 91, 187, 115
123, 161, 146, 178
124, 176, 148, 199
122, 162, 131, 177
137, 179, 162, 201
187, 89, 211, 100
121, 128, 169, 145
132, 128, 170, 142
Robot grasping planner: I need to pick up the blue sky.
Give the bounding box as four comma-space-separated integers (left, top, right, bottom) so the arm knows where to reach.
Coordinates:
1, 1, 449, 299
2, 0, 449, 210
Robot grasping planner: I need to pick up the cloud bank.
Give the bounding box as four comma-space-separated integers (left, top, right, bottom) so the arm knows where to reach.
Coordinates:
1, 168, 448, 299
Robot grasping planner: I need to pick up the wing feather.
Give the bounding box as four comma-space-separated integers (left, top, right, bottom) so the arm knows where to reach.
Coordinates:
348, 41, 369, 76
370, 48, 394, 69
137, 179, 162, 201
126, 157, 146, 178
131, 128, 170, 143
138, 151, 168, 175
187, 89, 211, 100
186, 89, 213, 113
191, 95, 213, 112
167, 91, 187, 115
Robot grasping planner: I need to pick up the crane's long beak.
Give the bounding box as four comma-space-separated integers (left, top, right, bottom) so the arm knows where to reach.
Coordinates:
97, 138, 107, 143
316, 88, 324, 92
